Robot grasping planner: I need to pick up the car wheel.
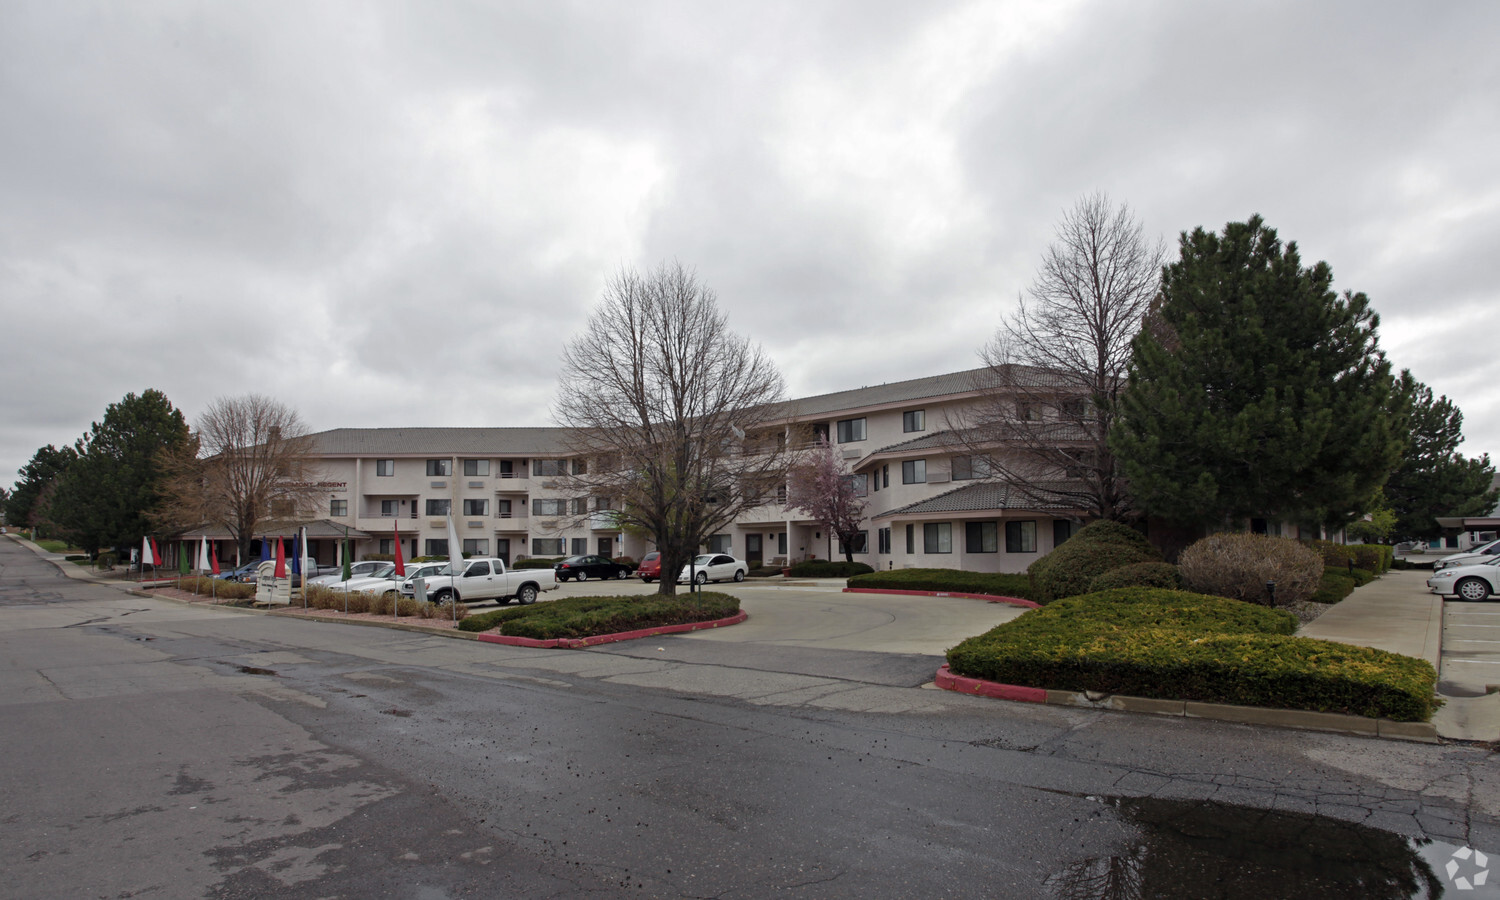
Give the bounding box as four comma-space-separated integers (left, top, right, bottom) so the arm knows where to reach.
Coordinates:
733, 569, 745, 582
617, 568, 629, 580
694, 571, 708, 585
1456, 578, 1492, 602
575, 570, 588, 582
432, 588, 455, 605
517, 584, 538, 605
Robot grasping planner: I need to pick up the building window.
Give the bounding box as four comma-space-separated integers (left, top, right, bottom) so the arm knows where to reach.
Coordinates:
463, 459, 490, 476
499, 460, 516, 477
532, 459, 566, 477
498, 499, 513, 517
877, 528, 891, 554
533, 499, 566, 516
1016, 402, 1041, 422
1006, 520, 1038, 553
811, 423, 830, 443
462, 538, 488, 556
570, 537, 588, 555
708, 534, 732, 554
375, 459, 395, 476
425, 539, 449, 557
883, 464, 889, 488
845, 473, 868, 497
463, 499, 489, 516
425, 499, 451, 516
953, 456, 992, 480
902, 459, 927, 484
378, 539, 393, 555
596, 496, 613, 511
570, 498, 588, 515
836, 418, 867, 443
966, 521, 998, 553
1060, 399, 1088, 419
923, 522, 952, 553
1054, 519, 1075, 548
776, 484, 788, 505
837, 532, 869, 555
903, 410, 925, 433
778, 532, 788, 555
905, 523, 915, 554
330, 499, 347, 517
532, 538, 564, 556
380, 500, 400, 516
571, 459, 587, 475
426, 459, 452, 476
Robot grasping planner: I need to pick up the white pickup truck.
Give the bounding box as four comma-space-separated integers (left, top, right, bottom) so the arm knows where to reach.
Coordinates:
408, 558, 559, 606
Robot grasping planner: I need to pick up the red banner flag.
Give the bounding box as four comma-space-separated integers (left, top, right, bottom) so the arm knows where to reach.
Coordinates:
274, 537, 287, 579
210, 543, 220, 576
392, 521, 406, 577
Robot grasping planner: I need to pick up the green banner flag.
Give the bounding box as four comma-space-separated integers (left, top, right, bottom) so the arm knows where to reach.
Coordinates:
178, 544, 189, 575
341, 539, 352, 582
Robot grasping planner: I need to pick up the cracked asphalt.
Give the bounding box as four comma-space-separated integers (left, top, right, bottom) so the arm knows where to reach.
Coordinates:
3, 538, 1498, 898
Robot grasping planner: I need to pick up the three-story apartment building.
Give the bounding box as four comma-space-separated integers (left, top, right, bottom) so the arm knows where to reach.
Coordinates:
301, 367, 1089, 573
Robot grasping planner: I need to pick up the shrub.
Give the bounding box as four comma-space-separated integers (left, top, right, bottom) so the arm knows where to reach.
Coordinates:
1349, 544, 1392, 574
514, 557, 561, 569
458, 592, 738, 638
1027, 520, 1159, 602
1088, 562, 1182, 593
747, 565, 783, 578
612, 556, 637, 568
787, 560, 874, 578
1310, 572, 1356, 605
847, 568, 1036, 600
1178, 532, 1323, 606
946, 588, 1437, 721
175, 575, 256, 600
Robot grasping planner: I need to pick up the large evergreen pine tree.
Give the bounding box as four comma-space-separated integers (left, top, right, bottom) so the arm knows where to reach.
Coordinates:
1112, 216, 1403, 529
1384, 372, 1497, 540
46, 390, 191, 555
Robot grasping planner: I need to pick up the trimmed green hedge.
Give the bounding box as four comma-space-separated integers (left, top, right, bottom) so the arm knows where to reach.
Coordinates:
787, 560, 874, 578
513, 557, 562, 569
457, 591, 740, 639
1088, 561, 1182, 593
1311, 571, 1357, 605
847, 568, 1036, 600
1027, 520, 1159, 602
1309, 541, 1393, 575
946, 588, 1436, 722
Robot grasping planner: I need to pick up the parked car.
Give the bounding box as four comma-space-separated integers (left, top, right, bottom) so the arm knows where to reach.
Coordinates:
215, 561, 263, 583
1434, 539, 1500, 572
309, 560, 394, 587
1428, 557, 1500, 601
676, 553, 749, 585
409, 557, 560, 606
637, 551, 662, 583
554, 554, 633, 582
396, 562, 451, 598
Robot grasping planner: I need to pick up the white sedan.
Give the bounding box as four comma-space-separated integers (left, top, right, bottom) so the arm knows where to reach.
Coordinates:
309, 561, 393, 587
676, 553, 749, 585
1428, 558, 1500, 602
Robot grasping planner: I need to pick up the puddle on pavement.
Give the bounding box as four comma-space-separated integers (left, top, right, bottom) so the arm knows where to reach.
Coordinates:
1047, 796, 1496, 899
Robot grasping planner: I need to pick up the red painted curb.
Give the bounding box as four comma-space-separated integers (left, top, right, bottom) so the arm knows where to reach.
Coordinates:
935, 664, 1047, 703
475, 611, 749, 649
841, 587, 1040, 609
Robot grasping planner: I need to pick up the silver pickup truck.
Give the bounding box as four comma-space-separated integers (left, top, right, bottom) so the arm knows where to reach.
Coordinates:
406, 558, 559, 606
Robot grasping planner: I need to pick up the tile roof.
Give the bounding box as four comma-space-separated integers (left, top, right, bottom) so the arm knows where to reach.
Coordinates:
765, 364, 1068, 419
873, 481, 1084, 519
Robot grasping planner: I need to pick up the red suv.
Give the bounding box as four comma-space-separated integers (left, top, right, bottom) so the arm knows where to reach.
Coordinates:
637, 551, 662, 583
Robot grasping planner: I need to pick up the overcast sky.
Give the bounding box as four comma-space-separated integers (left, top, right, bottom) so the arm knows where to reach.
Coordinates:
4, 1, 1498, 487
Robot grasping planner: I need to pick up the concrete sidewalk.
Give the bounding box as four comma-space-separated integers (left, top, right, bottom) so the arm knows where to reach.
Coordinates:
1299, 568, 1499, 743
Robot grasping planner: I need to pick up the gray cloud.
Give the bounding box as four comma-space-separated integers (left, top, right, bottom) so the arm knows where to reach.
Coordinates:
4, 0, 1498, 489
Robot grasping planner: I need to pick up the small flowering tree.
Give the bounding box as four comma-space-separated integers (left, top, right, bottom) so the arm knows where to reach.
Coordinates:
786, 438, 868, 562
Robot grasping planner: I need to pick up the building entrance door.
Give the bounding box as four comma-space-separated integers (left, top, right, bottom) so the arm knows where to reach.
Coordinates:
746, 534, 762, 566
496, 538, 510, 565
598, 537, 613, 557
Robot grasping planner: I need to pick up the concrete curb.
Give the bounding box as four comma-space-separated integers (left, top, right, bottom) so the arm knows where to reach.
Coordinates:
475, 611, 750, 649
842, 587, 1040, 609
935, 665, 1439, 743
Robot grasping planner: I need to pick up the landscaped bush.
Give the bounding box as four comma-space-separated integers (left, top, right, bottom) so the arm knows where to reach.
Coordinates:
1087, 561, 1182, 593
1178, 532, 1323, 606
946, 588, 1437, 722
457, 591, 738, 639
1307, 540, 1393, 575
1390, 557, 1433, 571
847, 568, 1036, 600
1026, 520, 1159, 602
514, 557, 562, 569
173, 575, 257, 600
1310, 572, 1357, 605
787, 560, 874, 578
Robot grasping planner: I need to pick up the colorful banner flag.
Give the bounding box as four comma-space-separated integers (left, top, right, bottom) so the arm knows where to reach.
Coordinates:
141, 536, 155, 567
210, 543, 220, 576
274, 537, 286, 579
197, 536, 211, 573
150, 538, 162, 568
341, 538, 352, 583
178, 544, 189, 575
446, 515, 463, 575
392, 521, 406, 578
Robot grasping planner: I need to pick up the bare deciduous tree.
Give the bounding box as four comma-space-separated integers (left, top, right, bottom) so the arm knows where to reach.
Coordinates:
155, 395, 323, 561
555, 262, 789, 595
958, 192, 1164, 521
785, 438, 867, 562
